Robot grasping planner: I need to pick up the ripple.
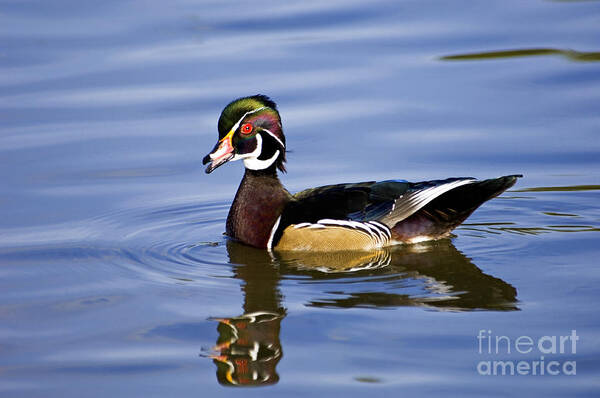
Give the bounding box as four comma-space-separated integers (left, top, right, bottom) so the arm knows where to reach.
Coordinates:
0, 199, 232, 289
459, 186, 600, 239
94, 201, 233, 284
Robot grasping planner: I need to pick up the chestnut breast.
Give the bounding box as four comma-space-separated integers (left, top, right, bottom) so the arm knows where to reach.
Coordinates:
226, 172, 291, 248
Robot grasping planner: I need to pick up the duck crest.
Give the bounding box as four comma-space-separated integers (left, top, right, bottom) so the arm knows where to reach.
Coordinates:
226, 168, 292, 248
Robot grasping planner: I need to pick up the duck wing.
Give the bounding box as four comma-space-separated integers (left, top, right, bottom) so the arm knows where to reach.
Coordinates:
270, 175, 521, 249
290, 178, 480, 224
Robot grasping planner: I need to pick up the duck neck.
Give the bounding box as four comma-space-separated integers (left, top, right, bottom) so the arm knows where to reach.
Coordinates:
244, 163, 279, 177
226, 167, 291, 248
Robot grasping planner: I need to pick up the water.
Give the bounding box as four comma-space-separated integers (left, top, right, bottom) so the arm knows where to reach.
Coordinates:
1, 0, 599, 396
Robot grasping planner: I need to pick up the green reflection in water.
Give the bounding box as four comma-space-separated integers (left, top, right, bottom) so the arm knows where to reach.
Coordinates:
354, 376, 382, 383
440, 48, 600, 62
514, 185, 600, 192
542, 211, 579, 217
461, 190, 600, 235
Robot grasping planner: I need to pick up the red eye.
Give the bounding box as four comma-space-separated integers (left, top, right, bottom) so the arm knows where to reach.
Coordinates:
240, 123, 253, 135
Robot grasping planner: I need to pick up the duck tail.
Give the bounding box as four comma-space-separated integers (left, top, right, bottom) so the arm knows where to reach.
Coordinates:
390, 174, 522, 242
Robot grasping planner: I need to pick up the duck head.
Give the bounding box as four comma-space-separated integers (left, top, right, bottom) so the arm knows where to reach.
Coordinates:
203, 95, 286, 174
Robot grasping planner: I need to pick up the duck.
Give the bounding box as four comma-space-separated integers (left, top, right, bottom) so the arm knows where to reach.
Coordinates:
202, 95, 521, 251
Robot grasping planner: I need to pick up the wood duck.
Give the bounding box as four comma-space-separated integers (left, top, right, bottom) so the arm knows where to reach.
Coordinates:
203, 95, 521, 251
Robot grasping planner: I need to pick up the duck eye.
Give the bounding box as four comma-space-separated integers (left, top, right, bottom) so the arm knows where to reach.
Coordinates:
240, 123, 253, 135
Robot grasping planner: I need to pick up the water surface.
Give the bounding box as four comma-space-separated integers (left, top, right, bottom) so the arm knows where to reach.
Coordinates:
1, 0, 599, 396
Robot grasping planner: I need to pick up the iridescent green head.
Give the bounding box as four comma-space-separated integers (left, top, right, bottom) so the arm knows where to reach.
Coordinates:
203, 95, 286, 174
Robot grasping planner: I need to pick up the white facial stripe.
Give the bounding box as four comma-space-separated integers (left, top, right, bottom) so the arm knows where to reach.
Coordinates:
244, 150, 280, 170
262, 128, 285, 149
230, 133, 281, 170
230, 106, 267, 135
231, 133, 262, 161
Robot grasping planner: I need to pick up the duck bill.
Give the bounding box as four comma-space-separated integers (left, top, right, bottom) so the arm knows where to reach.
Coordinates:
203, 131, 235, 174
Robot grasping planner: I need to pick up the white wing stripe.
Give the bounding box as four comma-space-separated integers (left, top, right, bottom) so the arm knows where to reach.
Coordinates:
392, 179, 475, 219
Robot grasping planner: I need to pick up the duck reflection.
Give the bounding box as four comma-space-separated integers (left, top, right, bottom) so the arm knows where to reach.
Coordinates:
208, 239, 518, 386
209, 245, 285, 387
277, 242, 519, 311
210, 310, 283, 386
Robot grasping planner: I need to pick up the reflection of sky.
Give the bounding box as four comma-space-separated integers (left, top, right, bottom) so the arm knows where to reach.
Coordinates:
1, 2, 600, 395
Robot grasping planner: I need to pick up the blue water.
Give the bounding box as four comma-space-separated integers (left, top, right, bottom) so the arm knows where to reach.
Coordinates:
1, 0, 599, 396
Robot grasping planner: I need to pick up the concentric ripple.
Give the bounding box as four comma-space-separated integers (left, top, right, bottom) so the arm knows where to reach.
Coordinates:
96, 200, 234, 284
0, 199, 234, 287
